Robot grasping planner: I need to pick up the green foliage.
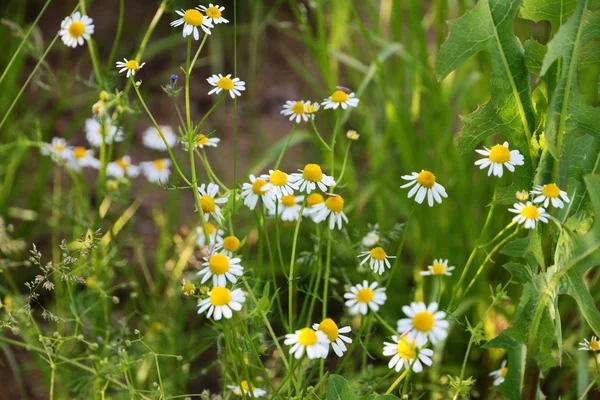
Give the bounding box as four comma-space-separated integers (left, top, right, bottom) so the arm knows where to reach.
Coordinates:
326, 375, 400, 400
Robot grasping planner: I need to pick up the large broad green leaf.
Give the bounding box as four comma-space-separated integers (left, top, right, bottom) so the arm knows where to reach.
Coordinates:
436, 0, 535, 204
521, 0, 578, 33
326, 375, 400, 400
482, 333, 524, 400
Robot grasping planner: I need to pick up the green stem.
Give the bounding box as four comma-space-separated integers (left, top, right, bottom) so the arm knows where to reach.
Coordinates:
288, 200, 307, 331
336, 141, 352, 184
275, 125, 297, 169
385, 369, 409, 395
373, 312, 397, 335
106, 0, 125, 69
385, 203, 416, 290
321, 227, 332, 319
310, 119, 332, 151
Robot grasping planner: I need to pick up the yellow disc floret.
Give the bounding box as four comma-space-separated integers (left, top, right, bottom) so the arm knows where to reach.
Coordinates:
200, 196, 216, 213
240, 380, 254, 391
252, 179, 268, 195
182, 282, 196, 296
205, 6, 222, 18
68, 21, 85, 37
432, 263, 446, 275
205, 222, 216, 235
356, 287, 374, 303
297, 328, 318, 346
116, 158, 129, 169
74, 147, 87, 159
281, 195, 296, 207
541, 183, 560, 198
153, 159, 165, 170
521, 205, 540, 219
183, 9, 204, 26
302, 164, 323, 182
590, 339, 600, 351
307, 193, 325, 207
223, 236, 240, 252
489, 144, 511, 164
269, 170, 287, 186
217, 76, 234, 90
196, 134, 210, 146
412, 311, 435, 332
500, 367, 508, 378
397, 338, 416, 360
125, 60, 140, 70
325, 195, 344, 213
291, 101, 305, 115
318, 318, 339, 341
331, 90, 349, 103
209, 254, 230, 274
209, 286, 231, 306
369, 247, 387, 261
416, 170, 436, 188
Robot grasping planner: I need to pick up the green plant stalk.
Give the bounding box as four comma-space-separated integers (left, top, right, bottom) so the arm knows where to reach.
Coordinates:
385, 369, 409, 394
361, 314, 375, 372
299, 225, 322, 325
106, 0, 125, 69
304, 226, 324, 326
310, 119, 332, 151
385, 202, 416, 290
288, 200, 307, 331
236, 315, 277, 395
336, 141, 352, 183
321, 227, 332, 319
275, 125, 297, 169
222, 324, 248, 400
78, 0, 104, 88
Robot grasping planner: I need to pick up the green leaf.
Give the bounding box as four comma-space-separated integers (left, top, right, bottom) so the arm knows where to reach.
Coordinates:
326, 375, 400, 400
482, 334, 524, 400
521, 0, 578, 34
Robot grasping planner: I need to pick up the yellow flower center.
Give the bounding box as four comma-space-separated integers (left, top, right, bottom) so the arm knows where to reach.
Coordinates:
369, 247, 387, 261
281, 195, 296, 207
183, 9, 204, 26
541, 183, 560, 198
252, 179, 268, 195
217, 77, 234, 90
55, 143, 65, 152
153, 159, 165, 170
331, 90, 349, 103
206, 222, 216, 235
325, 195, 344, 213
397, 338, 416, 360
306, 104, 317, 114
223, 236, 240, 252
182, 282, 195, 295
205, 6, 222, 18
68, 21, 85, 37
209, 254, 230, 274
209, 286, 231, 306
240, 380, 254, 391
521, 205, 540, 220
590, 340, 600, 351
74, 147, 87, 159
318, 318, 339, 341
297, 328, 318, 346
356, 288, 374, 303
291, 101, 305, 115
302, 164, 323, 182
412, 311, 435, 332
500, 367, 508, 378
200, 195, 216, 213
92, 102, 103, 114
125, 60, 139, 70
269, 170, 287, 186
307, 193, 325, 207
196, 134, 210, 146
116, 158, 129, 169
416, 170, 436, 188
432, 263, 446, 275
489, 144, 511, 164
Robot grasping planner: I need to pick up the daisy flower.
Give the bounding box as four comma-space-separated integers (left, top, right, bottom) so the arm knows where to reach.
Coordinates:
40, 137, 72, 163
196, 222, 225, 249
171, 7, 213, 40
67, 146, 100, 172
197, 253, 243, 287
489, 360, 508, 386
116, 58, 145, 78
241, 174, 275, 210
310, 194, 348, 230
474, 141, 524, 178
322, 89, 359, 110
227, 381, 266, 398
85, 118, 124, 147
198, 183, 228, 223
531, 183, 570, 209
140, 159, 171, 184
284, 327, 329, 360
268, 195, 304, 222
579, 336, 600, 351
142, 125, 178, 151
192, 133, 220, 149
361, 230, 380, 248
344, 280, 387, 315
358, 247, 395, 275
207, 74, 246, 99
215, 235, 241, 257
305, 193, 325, 222
346, 130, 360, 141
106, 156, 140, 179
400, 170, 448, 207
289, 164, 336, 194
260, 170, 298, 198
181, 280, 196, 296
198, 4, 229, 24
516, 190, 529, 201
197, 286, 245, 320
59, 12, 94, 48
420, 259, 455, 277
312, 318, 352, 358
508, 202, 550, 229
280, 100, 318, 123
92, 101, 105, 116
383, 335, 433, 373
397, 302, 449, 347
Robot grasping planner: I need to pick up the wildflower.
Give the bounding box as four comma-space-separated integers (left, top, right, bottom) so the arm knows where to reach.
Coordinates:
322, 89, 359, 110
59, 12, 94, 48
531, 183, 570, 209
227, 381, 265, 397
305, 193, 325, 221
182, 280, 196, 296
361, 230, 380, 248
268, 195, 304, 222
198, 183, 228, 222
99, 90, 109, 101
142, 125, 178, 151
196, 223, 225, 249
116, 58, 145, 78
67, 146, 100, 172
106, 156, 140, 179
312, 318, 352, 357
420, 259, 455, 277
344, 280, 387, 315
346, 130, 359, 140
40, 137, 71, 163
579, 336, 600, 351
400, 170, 448, 207
289, 164, 336, 194
508, 202, 550, 229
358, 247, 395, 275
140, 159, 172, 184
171, 7, 214, 40
92, 101, 105, 116
191, 133, 220, 149
397, 302, 448, 346
197, 286, 245, 320
198, 4, 229, 24
383, 335, 433, 373
85, 118, 124, 147
284, 327, 329, 359
170, 74, 178, 84
198, 253, 243, 287
310, 194, 348, 230
241, 174, 275, 210
489, 360, 508, 386
207, 74, 246, 98
261, 170, 298, 198
106, 180, 118, 193
215, 235, 241, 257
516, 191, 529, 201
474, 142, 524, 178
280, 100, 318, 123
2, 296, 13, 313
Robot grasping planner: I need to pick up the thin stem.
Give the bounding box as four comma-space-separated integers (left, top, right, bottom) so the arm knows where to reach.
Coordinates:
385, 369, 409, 395
79, 0, 103, 88
385, 203, 416, 290
185, 37, 192, 132
288, 200, 307, 331
275, 125, 297, 169
189, 34, 209, 75
336, 141, 352, 184
321, 227, 332, 319
310, 119, 332, 151
106, 0, 125, 69
373, 312, 397, 335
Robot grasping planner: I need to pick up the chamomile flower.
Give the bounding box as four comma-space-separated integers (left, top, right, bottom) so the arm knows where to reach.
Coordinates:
344, 280, 387, 315
241, 174, 275, 210
40, 137, 72, 163
196, 223, 225, 249
289, 164, 336, 194
67, 147, 100, 172
85, 118, 124, 147
191, 133, 220, 149
181, 280, 196, 296
397, 302, 448, 347
346, 130, 360, 141
198, 183, 228, 223
531, 183, 570, 209
171, 7, 214, 40
322, 89, 359, 110
310, 194, 348, 230
280, 100, 318, 123
142, 125, 178, 151
59, 12, 94, 48
261, 170, 298, 198
106, 156, 140, 179
361, 230, 380, 248
268, 195, 304, 222
92, 101, 105, 116
474, 142, 524, 178
140, 159, 171, 184
383, 335, 433, 373
198, 253, 243, 287
312, 318, 352, 358
207, 74, 245, 98
116, 58, 145, 78
489, 360, 508, 386
284, 328, 329, 359
305, 193, 325, 222
579, 336, 600, 351
197, 286, 245, 320
215, 235, 241, 257
198, 4, 229, 24
400, 170, 448, 207
508, 202, 550, 229
516, 190, 529, 201
358, 247, 395, 275
420, 259, 455, 277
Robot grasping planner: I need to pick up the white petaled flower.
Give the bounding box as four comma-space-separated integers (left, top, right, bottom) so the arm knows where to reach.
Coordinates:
85, 118, 124, 147
140, 159, 171, 184
214, 235, 241, 257
397, 302, 448, 347
346, 130, 359, 141
207, 74, 246, 99
420, 259, 455, 277
40, 137, 72, 163
192, 133, 220, 149
280, 100, 318, 123
358, 247, 395, 275
198, 4, 229, 24
289, 164, 336, 194
67, 146, 100, 172
241, 174, 275, 210
106, 156, 140, 179
508, 202, 550, 229
142, 125, 178, 151
305, 193, 325, 222
383, 335, 434, 373
474, 141, 524, 178
579, 336, 600, 351
312, 318, 352, 358
197, 286, 245, 320
362, 230, 380, 248
489, 360, 508, 386
531, 183, 570, 209
260, 170, 298, 198
400, 170, 448, 207
227, 381, 266, 398
92, 101, 105, 116
268, 195, 304, 222
116, 58, 145, 78
171, 7, 213, 39
322, 89, 359, 110
59, 12, 94, 48
196, 222, 225, 249
344, 280, 387, 315
198, 183, 228, 223
197, 253, 243, 287
310, 194, 348, 230
284, 327, 329, 359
